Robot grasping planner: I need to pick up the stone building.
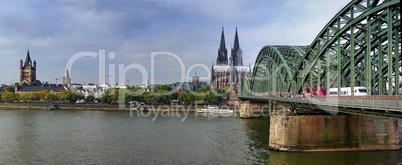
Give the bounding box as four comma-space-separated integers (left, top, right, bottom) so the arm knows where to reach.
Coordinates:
15, 50, 66, 95
210, 27, 251, 93
19, 50, 40, 86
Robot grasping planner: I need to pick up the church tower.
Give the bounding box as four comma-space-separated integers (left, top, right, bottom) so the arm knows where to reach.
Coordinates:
216, 27, 228, 65
231, 27, 242, 66
63, 69, 71, 86
19, 50, 37, 86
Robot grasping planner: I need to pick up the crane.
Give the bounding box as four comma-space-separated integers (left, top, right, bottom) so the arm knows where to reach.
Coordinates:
55, 77, 63, 84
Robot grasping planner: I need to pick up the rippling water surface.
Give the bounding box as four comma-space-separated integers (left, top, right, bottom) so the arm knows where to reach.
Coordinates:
0, 109, 401, 164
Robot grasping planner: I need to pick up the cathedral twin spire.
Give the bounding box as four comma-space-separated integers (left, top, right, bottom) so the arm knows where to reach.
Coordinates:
216, 27, 242, 66
217, 27, 228, 65
232, 27, 242, 66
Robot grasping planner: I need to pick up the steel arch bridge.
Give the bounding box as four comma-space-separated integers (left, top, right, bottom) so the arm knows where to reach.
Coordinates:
243, 0, 401, 96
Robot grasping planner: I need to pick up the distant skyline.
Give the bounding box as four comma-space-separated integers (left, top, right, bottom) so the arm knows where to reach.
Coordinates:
0, 0, 350, 85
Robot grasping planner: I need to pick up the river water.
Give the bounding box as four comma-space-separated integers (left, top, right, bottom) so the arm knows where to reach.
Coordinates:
0, 109, 401, 164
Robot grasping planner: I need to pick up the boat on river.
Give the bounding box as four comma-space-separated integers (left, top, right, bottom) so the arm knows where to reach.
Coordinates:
130, 101, 148, 111
197, 105, 217, 113
197, 105, 233, 114
43, 103, 60, 110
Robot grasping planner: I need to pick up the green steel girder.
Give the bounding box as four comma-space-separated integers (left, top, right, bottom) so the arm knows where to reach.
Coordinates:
294, 0, 400, 94
249, 46, 308, 95
333, 19, 401, 89
243, 0, 401, 96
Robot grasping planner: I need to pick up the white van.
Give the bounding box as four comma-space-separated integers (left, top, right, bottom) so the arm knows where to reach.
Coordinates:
328, 87, 368, 96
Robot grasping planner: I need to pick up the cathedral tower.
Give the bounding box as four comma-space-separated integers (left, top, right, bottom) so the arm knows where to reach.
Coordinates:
231, 27, 243, 66
216, 27, 228, 65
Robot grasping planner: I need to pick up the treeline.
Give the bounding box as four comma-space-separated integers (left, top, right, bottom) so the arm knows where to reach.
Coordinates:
0, 88, 84, 103
99, 88, 176, 104
177, 88, 218, 105
0, 85, 222, 104
100, 85, 220, 105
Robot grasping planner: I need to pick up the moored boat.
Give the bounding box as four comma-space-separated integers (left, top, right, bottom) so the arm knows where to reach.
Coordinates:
197, 105, 233, 114
43, 103, 60, 110
197, 105, 218, 113
130, 101, 148, 111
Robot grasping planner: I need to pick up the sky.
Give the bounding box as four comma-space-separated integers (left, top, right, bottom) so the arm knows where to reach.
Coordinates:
0, 0, 351, 85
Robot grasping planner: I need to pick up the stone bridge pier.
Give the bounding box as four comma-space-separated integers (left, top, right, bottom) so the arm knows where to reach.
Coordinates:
269, 113, 401, 152
239, 99, 401, 151
239, 100, 294, 118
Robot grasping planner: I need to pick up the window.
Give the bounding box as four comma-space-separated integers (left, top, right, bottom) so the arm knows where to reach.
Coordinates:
358, 89, 367, 93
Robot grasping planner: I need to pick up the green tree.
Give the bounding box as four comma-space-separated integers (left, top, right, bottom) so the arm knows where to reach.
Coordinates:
117, 89, 128, 103
212, 88, 224, 93
14, 93, 21, 102
58, 90, 67, 102
20, 93, 28, 102
72, 92, 84, 102
125, 89, 143, 102
208, 91, 219, 103
158, 85, 172, 91
85, 95, 95, 102
6, 87, 14, 93
44, 93, 58, 102
1, 91, 15, 102
58, 90, 79, 102
178, 93, 187, 104
113, 89, 121, 103
101, 90, 112, 103
178, 93, 195, 104
141, 92, 154, 103
182, 88, 219, 104
32, 92, 41, 101
38, 90, 49, 100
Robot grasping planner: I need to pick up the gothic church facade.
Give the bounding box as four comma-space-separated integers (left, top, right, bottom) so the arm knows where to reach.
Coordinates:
210, 27, 251, 93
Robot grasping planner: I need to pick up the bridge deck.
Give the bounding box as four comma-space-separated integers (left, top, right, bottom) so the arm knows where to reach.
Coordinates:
239, 96, 402, 119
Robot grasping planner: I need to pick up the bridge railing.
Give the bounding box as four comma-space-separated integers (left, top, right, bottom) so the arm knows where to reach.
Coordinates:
239, 95, 402, 112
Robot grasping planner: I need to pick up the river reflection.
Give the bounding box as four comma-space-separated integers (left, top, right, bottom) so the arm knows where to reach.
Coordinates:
0, 109, 401, 164
240, 119, 270, 164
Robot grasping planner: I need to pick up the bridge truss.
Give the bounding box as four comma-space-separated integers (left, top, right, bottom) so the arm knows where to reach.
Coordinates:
244, 0, 401, 96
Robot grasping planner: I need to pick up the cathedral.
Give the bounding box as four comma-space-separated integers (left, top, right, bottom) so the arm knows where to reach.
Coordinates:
19, 50, 40, 86
210, 27, 251, 93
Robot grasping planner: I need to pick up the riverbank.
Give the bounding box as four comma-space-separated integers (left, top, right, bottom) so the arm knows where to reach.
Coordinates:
0, 102, 126, 110
0, 102, 220, 111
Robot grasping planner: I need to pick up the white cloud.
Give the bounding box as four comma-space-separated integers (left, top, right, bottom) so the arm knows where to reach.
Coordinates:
0, 0, 351, 85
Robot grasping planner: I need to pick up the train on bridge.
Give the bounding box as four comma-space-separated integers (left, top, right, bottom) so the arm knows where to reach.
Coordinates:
299, 86, 369, 97
254, 86, 370, 98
